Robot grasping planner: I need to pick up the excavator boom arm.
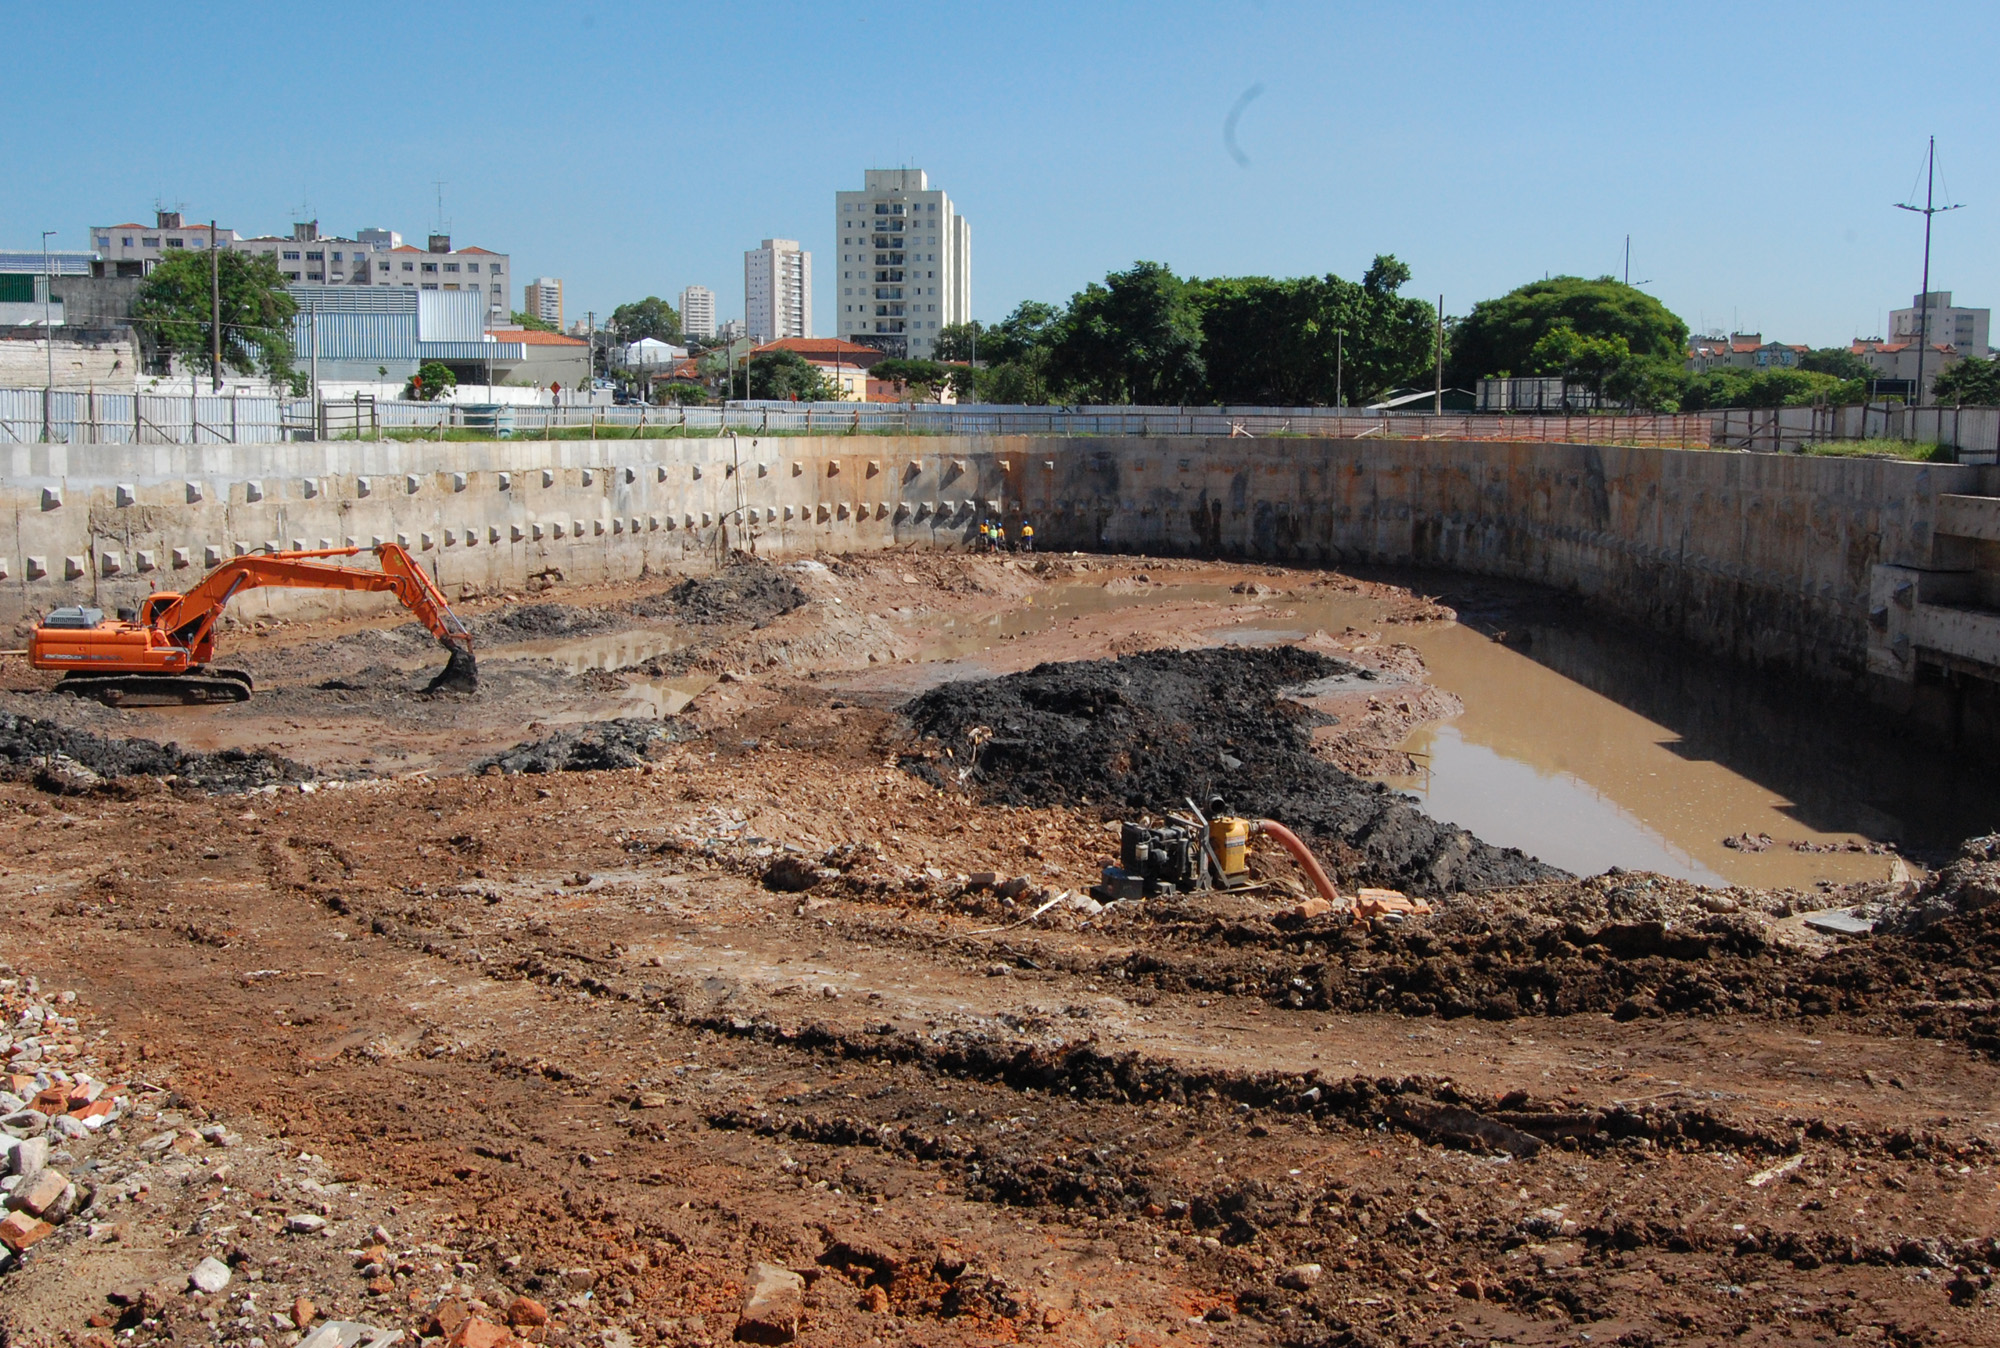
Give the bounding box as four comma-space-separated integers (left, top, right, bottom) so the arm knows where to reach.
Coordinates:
155, 546, 473, 654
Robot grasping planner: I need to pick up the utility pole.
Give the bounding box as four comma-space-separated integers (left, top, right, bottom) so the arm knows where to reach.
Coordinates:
1895, 135, 1962, 407
41, 231, 56, 439
1433, 296, 1444, 415
209, 219, 222, 393
1334, 329, 1344, 410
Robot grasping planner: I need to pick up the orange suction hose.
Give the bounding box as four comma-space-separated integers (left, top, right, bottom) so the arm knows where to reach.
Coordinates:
1251, 820, 1341, 906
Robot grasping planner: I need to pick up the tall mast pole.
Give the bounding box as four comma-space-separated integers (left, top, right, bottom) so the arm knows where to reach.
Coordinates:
1895, 136, 1962, 406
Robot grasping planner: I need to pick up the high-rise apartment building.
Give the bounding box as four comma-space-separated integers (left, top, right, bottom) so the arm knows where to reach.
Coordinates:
679, 285, 716, 340
525, 277, 563, 328
833, 169, 969, 359
744, 240, 811, 342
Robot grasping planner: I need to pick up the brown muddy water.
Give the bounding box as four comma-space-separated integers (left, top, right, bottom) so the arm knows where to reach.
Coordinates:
887, 574, 2000, 890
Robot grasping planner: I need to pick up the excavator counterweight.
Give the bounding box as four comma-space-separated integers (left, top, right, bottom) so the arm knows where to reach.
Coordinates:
29, 544, 476, 707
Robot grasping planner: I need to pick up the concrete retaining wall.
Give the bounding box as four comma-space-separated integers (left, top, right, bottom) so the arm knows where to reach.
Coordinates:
1, 435, 1991, 698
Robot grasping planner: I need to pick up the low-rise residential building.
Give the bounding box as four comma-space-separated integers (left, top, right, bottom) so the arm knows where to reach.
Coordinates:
1850, 337, 1962, 398
1891, 291, 1989, 358
235, 222, 388, 286
750, 337, 883, 401
679, 285, 715, 340
88, 211, 238, 276
1684, 333, 1808, 374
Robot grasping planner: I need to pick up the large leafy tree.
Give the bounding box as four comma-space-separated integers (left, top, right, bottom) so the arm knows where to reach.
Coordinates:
135, 249, 298, 382
934, 322, 982, 363
1681, 367, 1864, 410
1045, 262, 1206, 404
1799, 346, 1874, 382
747, 349, 833, 401
1195, 256, 1436, 405
511, 308, 558, 333
610, 296, 681, 343
1448, 276, 1687, 387
1932, 358, 2000, 406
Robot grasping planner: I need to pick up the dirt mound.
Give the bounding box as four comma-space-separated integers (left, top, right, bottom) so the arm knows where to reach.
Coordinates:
0, 712, 313, 793
632, 556, 807, 626
467, 603, 626, 644
474, 717, 691, 774
899, 647, 1563, 896
1878, 834, 2000, 933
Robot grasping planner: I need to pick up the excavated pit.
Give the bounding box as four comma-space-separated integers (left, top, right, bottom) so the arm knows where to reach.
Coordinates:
6, 553, 2000, 1348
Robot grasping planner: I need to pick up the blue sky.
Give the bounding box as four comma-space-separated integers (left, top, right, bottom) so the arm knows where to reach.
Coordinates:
13, 3, 1999, 346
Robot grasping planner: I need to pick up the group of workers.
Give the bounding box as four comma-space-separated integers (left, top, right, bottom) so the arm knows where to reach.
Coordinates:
976, 519, 1034, 553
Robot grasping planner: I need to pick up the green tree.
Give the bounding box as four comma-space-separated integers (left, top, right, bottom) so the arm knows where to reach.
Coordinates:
610, 296, 681, 344
1194, 257, 1436, 405
1045, 262, 1206, 404
747, 350, 833, 401
1932, 358, 2000, 406
656, 381, 709, 405
983, 301, 1063, 365
871, 358, 953, 402
1448, 276, 1688, 389
404, 361, 457, 401
511, 309, 559, 333
1799, 346, 1874, 382
1681, 367, 1861, 410
935, 321, 984, 363
134, 250, 298, 383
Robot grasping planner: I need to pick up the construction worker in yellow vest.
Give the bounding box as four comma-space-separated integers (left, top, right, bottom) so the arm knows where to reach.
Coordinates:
993, 521, 1007, 552
1020, 521, 1035, 553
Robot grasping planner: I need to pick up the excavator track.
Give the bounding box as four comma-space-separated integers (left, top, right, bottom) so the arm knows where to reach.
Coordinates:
56, 671, 254, 708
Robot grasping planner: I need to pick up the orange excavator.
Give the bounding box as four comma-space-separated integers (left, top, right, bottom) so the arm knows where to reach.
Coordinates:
28, 544, 476, 706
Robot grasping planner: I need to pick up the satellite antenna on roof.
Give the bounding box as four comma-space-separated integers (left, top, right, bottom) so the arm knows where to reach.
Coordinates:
1895, 136, 1964, 406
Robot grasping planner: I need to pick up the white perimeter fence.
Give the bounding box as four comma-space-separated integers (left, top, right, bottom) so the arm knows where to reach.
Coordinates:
0, 387, 1715, 449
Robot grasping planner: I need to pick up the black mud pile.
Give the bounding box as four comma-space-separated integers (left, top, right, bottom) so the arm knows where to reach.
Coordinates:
0, 712, 313, 793
467, 603, 626, 644
632, 556, 807, 626
474, 717, 692, 775
900, 647, 1562, 896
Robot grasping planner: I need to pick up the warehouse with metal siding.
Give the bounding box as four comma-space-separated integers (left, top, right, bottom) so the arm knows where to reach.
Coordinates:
287, 286, 522, 380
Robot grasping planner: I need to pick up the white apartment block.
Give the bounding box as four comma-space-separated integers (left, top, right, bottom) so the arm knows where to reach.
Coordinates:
745, 240, 811, 342
679, 284, 716, 340
1891, 291, 1990, 358
833, 168, 969, 359
89, 211, 237, 276
91, 212, 509, 319
525, 277, 563, 328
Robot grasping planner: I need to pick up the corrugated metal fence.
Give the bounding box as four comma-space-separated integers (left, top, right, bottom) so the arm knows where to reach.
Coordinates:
1709, 404, 2000, 462
0, 387, 1713, 447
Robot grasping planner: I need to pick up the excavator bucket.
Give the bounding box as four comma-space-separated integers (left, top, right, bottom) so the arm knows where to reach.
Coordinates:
427, 642, 479, 694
